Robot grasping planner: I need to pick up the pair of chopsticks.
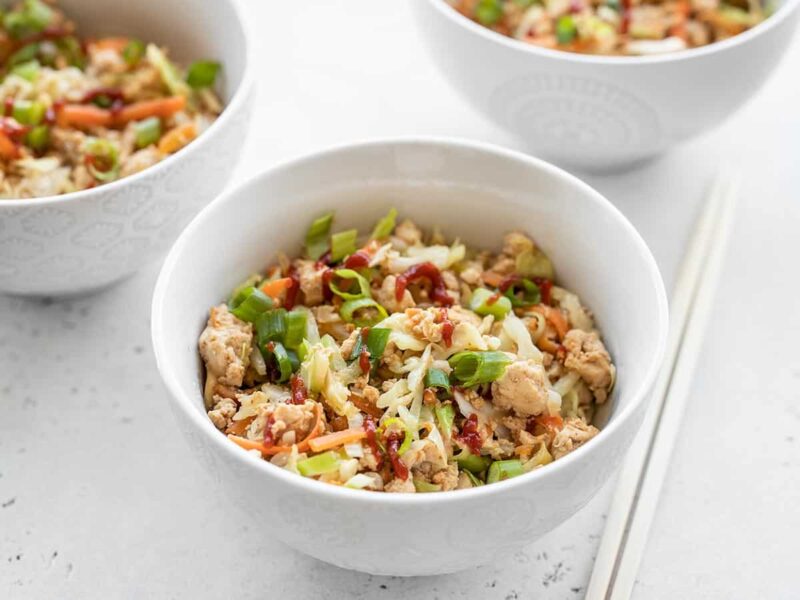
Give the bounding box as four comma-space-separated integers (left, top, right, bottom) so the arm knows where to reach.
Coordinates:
585, 171, 740, 600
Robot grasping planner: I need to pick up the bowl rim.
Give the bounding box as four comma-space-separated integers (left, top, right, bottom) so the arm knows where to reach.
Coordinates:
0, 0, 254, 209
151, 136, 670, 505
424, 0, 800, 66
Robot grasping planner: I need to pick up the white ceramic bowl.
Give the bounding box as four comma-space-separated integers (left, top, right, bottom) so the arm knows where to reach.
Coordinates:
0, 0, 253, 296
151, 138, 669, 576
412, 0, 800, 171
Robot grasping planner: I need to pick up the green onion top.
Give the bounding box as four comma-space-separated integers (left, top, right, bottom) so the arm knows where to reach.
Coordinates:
486, 459, 525, 484
340, 297, 388, 328
229, 286, 273, 323
186, 60, 221, 89
469, 288, 512, 319
425, 368, 452, 395
133, 117, 162, 149
475, 0, 503, 26
122, 39, 146, 66
330, 229, 358, 262
370, 207, 398, 240
83, 138, 120, 182
297, 451, 341, 477
283, 309, 308, 350
305, 213, 333, 260
448, 351, 512, 387
3, 0, 53, 39
556, 15, 578, 45
10, 58, 40, 81
455, 450, 492, 474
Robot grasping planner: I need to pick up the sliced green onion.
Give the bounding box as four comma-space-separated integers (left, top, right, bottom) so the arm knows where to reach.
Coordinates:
269, 341, 293, 383
229, 286, 273, 323
370, 207, 397, 240
366, 328, 390, 359
305, 212, 333, 260
7, 42, 39, 67
10, 58, 40, 81
455, 450, 491, 474
464, 470, 484, 487
12, 99, 45, 126
448, 351, 512, 387
55, 36, 85, 69
486, 459, 525, 484
186, 60, 221, 89
340, 298, 388, 328
297, 451, 341, 477
133, 117, 161, 149
329, 268, 371, 300
556, 15, 577, 44
122, 39, 145, 65
286, 348, 300, 372
283, 310, 308, 350
475, 0, 503, 25
434, 403, 455, 436
378, 417, 412, 455
413, 479, 441, 493
256, 308, 287, 344
425, 368, 452, 395
25, 124, 49, 152
469, 288, 512, 319
330, 229, 358, 262
4, 0, 52, 39
515, 248, 555, 280
147, 44, 190, 97
504, 278, 541, 307
84, 138, 120, 182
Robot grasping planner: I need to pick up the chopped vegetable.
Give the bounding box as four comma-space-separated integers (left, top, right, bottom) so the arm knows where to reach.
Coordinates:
455, 450, 492, 474
340, 297, 388, 327
487, 459, 525, 483
267, 341, 293, 383
475, 0, 503, 25
10, 59, 40, 81
122, 39, 146, 65
503, 278, 541, 307
425, 368, 452, 395
260, 276, 294, 302
229, 287, 274, 323
308, 428, 367, 453
305, 213, 334, 260
434, 402, 455, 436
133, 117, 162, 149
157, 122, 197, 154
413, 479, 441, 493
556, 15, 577, 44
4, 0, 53, 39
255, 308, 287, 346
12, 100, 45, 126
297, 451, 341, 477
83, 138, 120, 182
449, 351, 512, 387
370, 207, 398, 239
469, 287, 512, 319
329, 269, 371, 300
25, 125, 49, 152
186, 60, 221, 89
116, 95, 187, 124
330, 229, 358, 262
283, 310, 308, 350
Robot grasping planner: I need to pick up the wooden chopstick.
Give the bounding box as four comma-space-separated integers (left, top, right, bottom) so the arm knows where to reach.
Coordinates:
585, 172, 740, 600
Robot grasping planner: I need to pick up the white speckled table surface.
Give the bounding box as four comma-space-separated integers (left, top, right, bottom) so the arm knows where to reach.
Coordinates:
2, 1, 799, 598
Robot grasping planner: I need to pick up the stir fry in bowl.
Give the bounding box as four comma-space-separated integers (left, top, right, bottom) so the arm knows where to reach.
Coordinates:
198, 210, 616, 493
448, 0, 770, 55
0, 0, 222, 198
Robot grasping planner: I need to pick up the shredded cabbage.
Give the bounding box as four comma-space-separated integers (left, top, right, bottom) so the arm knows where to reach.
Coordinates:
503, 312, 542, 361
386, 242, 466, 273
345, 473, 377, 489
552, 370, 580, 397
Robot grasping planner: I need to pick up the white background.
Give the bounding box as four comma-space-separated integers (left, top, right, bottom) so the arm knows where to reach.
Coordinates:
2, 1, 799, 598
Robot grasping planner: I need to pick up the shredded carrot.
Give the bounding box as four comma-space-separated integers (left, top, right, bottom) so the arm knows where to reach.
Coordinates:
157, 122, 197, 154
530, 304, 569, 340
225, 416, 254, 437
535, 414, 564, 435
90, 37, 129, 53
227, 403, 325, 456
260, 277, 294, 302
481, 271, 505, 287
536, 335, 561, 354
308, 428, 367, 453
57, 104, 113, 129
0, 131, 19, 160
115, 95, 186, 125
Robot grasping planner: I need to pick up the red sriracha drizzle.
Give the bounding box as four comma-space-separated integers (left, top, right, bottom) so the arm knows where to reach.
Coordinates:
437, 308, 454, 347
458, 414, 483, 455
283, 269, 301, 310
362, 415, 384, 469
620, 0, 632, 34
386, 432, 409, 480
359, 346, 371, 374
344, 251, 370, 269
321, 268, 335, 302
290, 374, 307, 405
395, 262, 453, 306
263, 415, 276, 448
533, 277, 553, 305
